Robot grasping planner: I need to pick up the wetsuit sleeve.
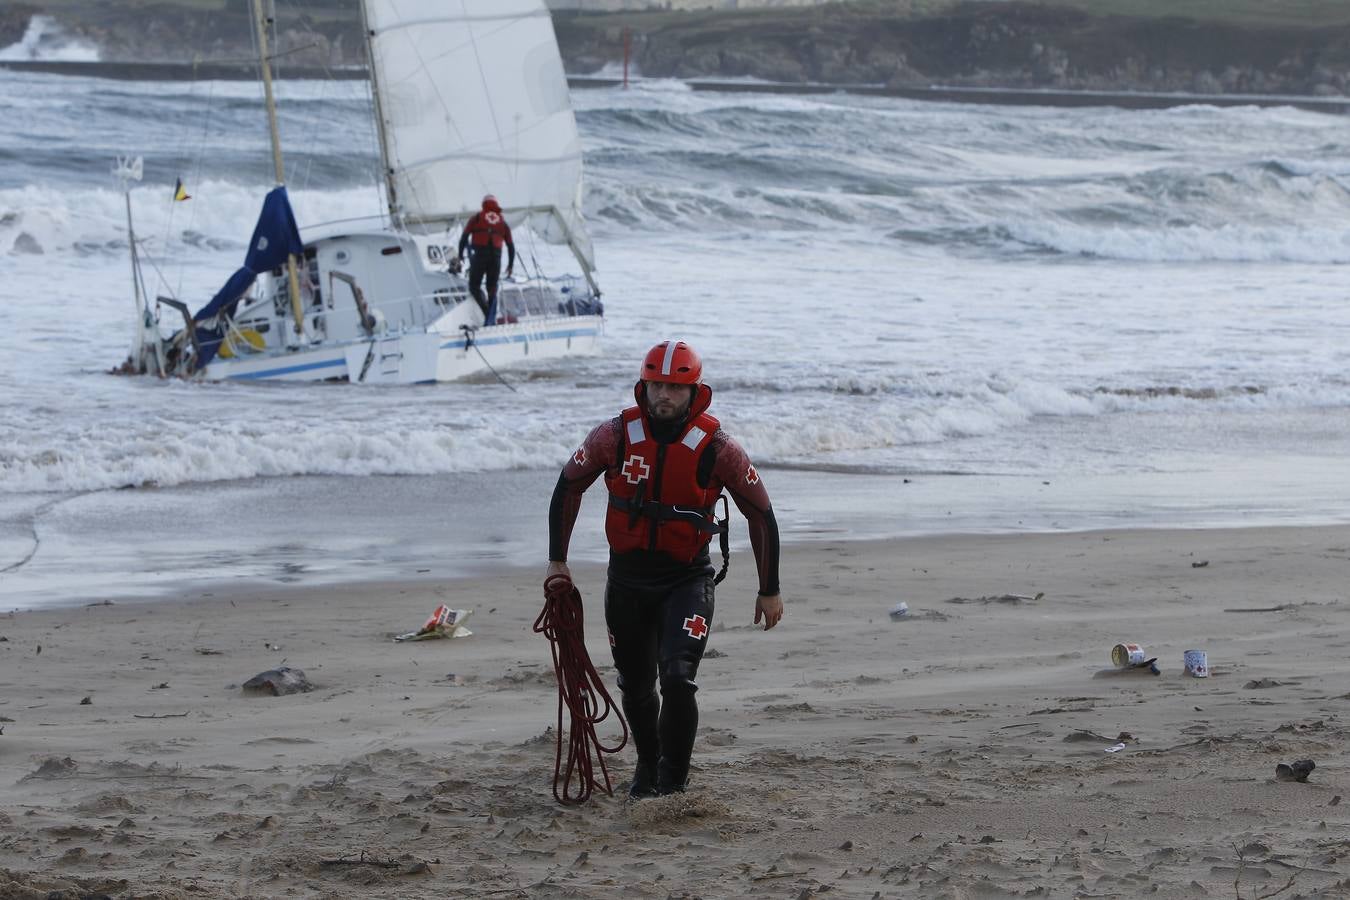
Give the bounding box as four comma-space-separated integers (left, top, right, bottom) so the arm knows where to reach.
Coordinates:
457, 215, 474, 258
504, 223, 516, 270
709, 433, 780, 596
548, 418, 621, 562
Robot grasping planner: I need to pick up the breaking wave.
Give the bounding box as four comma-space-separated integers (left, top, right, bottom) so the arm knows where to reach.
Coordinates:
5, 370, 1350, 494
5, 71, 1350, 495
0, 16, 99, 63
3, 73, 1349, 263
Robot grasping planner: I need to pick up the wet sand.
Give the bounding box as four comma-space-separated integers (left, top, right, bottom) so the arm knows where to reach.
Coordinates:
2, 525, 1349, 898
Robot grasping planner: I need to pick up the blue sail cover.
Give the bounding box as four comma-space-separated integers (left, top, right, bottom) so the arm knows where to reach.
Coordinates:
192, 186, 303, 367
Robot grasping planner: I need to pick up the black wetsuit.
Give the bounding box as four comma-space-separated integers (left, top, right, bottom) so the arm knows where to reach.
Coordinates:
458, 210, 516, 324
550, 405, 780, 794
467, 247, 504, 319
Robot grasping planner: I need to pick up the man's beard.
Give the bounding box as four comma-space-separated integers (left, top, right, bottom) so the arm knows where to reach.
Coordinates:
649, 404, 687, 423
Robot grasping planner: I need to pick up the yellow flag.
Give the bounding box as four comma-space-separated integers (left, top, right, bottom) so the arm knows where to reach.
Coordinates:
173, 178, 191, 202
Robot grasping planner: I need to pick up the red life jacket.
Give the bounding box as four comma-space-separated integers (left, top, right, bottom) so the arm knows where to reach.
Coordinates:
466, 210, 510, 249
605, 388, 722, 563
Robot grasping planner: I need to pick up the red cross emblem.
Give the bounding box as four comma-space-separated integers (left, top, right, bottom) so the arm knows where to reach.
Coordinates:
622, 454, 650, 486
572, 447, 586, 466
682, 614, 708, 640
745, 465, 760, 486
485, 211, 502, 225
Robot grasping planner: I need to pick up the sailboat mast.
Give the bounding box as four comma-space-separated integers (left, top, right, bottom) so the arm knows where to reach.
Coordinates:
252, 0, 305, 338
360, 0, 401, 228
123, 187, 145, 359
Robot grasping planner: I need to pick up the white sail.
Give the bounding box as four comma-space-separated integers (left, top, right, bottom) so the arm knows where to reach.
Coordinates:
364, 0, 594, 276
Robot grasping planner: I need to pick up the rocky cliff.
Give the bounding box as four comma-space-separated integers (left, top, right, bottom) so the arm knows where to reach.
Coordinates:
557, 2, 1350, 96
9, 1, 1350, 97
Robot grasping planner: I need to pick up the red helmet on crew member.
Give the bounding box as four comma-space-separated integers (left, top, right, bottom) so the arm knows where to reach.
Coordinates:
640, 340, 702, 385
482, 194, 500, 211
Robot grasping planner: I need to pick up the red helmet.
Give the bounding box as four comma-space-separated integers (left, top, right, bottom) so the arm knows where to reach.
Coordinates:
482, 194, 499, 211
640, 340, 702, 385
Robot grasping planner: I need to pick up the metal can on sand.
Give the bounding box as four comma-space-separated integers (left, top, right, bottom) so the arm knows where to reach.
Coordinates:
1111, 642, 1147, 668
1183, 649, 1209, 677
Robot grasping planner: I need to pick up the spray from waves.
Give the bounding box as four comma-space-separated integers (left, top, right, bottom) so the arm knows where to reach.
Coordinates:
877, 162, 1350, 261
0, 16, 99, 62
7, 369, 1344, 495
0, 389, 1072, 493
723, 375, 1350, 474
1264, 156, 1350, 178
1001, 220, 1350, 263
574, 94, 1350, 260
8, 166, 1350, 267
6, 73, 1350, 263
0, 418, 578, 495
1, 181, 384, 259
719, 367, 1350, 407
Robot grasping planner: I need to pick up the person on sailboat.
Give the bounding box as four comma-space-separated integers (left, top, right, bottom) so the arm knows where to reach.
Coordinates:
546, 340, 784, 799
457, 194, 516, 326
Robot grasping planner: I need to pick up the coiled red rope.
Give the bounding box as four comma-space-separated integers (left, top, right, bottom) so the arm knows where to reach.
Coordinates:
533, 574, 628, 805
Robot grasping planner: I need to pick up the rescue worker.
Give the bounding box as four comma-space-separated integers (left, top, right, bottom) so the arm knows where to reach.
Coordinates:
547, 340, 783, 798
457, 194, 516, 326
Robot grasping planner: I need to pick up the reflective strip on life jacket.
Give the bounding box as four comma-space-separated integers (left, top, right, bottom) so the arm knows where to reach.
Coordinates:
626, 416, 646, 447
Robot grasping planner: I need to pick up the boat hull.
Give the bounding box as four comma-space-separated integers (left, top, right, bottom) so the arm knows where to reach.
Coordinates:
201, 315, 603, 384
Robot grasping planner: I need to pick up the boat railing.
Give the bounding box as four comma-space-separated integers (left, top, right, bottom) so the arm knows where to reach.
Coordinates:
156, 296, 203, 373
250, 268, 602, 350
328, 271, 381, 335
321, 273, 597, 335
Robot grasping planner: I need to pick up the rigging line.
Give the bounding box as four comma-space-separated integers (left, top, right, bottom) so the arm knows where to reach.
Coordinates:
522, 221, 545, 280
265, 7, 297, 187
394, 10, 564, 161
371, 5, 521, 151
160, 80, 187, 287
360, 7, 438, 294
377, 0, 481, 215
344, 4, 389, 224
375, 5, 563, 216
472, 335, 518, 391
175, 71, 219, 303
460, 0, 508, 194
277, 0, 346, 195
137, 235, 187, 302
372, 4, 481, 295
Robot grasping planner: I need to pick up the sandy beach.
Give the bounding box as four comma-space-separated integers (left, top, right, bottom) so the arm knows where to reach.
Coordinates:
2, 524, 1348, 898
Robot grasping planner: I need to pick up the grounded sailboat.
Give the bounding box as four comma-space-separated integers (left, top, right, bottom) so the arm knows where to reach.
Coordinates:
123, 0, 603, 384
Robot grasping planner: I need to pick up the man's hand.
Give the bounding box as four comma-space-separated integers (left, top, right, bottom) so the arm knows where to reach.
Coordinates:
505, 266, 514, 279
754, 593, 783, 631
546, 560, 572, 585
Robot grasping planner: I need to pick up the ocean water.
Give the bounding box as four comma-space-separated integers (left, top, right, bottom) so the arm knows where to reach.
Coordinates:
4, 67, 1350, 607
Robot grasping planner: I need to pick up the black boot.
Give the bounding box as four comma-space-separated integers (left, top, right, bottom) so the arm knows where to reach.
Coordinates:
628, 760, 659, 800
656, 757, 688, 795
622, 689, 661, 800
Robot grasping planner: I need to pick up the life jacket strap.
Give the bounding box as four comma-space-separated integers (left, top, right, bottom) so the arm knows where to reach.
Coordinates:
713, 494, 731, 586
608, 493, 724, 533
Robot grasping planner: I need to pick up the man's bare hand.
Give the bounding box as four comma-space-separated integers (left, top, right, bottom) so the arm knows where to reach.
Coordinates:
754, 593, 783, 630
545, 560, 572, 585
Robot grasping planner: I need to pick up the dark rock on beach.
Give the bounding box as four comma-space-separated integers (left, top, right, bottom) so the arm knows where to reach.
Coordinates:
241, 666, 312, 697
